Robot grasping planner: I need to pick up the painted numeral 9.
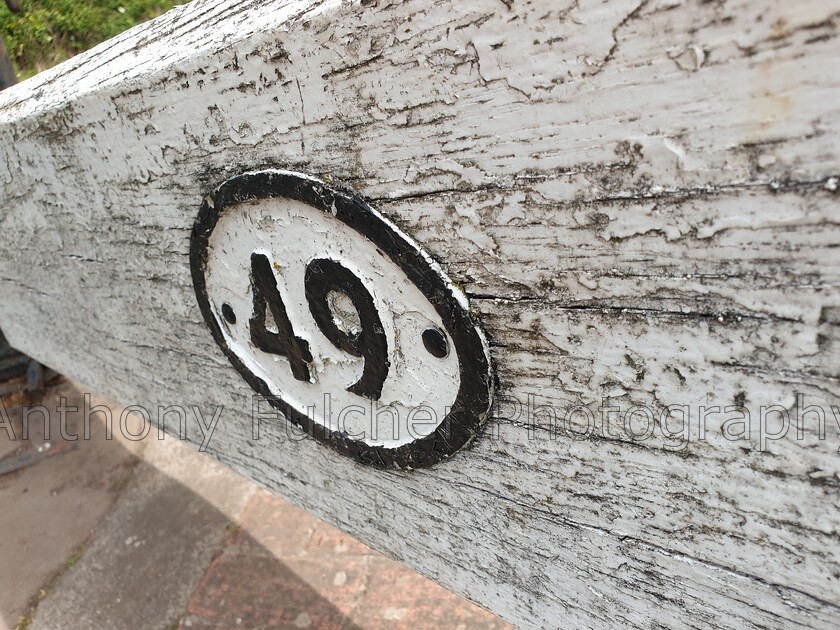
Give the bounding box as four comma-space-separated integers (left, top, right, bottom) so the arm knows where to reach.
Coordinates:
304, 258, 389, 400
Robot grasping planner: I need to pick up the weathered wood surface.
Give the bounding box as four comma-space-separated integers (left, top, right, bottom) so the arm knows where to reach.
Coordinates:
1, 0, 839, 627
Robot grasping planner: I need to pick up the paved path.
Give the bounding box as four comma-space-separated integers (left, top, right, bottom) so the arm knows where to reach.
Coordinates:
0, 381, 511, 630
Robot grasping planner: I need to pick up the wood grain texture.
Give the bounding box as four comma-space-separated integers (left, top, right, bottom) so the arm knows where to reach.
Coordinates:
1, 0, 839, 627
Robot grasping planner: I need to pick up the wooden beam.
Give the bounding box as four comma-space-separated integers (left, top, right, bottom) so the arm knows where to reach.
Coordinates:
1, 0, 839, 626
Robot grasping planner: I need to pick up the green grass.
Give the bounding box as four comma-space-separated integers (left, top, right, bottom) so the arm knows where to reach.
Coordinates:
1, 0, 185, 80
14, 541, 88, 630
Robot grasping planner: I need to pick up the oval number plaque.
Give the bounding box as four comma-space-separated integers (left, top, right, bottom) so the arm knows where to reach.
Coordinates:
190, 170, 493, 468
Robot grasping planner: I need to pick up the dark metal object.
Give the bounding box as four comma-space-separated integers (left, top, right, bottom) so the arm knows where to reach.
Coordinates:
0, 38, 16, 91
26, 358, 45, 398
0, 354, 30, 381
0, 0, 20, 91
0, 442, 79, 477
0, 329, 57, 399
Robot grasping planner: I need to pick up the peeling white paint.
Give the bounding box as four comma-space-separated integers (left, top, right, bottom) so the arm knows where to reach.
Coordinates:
0, 0, 838, 628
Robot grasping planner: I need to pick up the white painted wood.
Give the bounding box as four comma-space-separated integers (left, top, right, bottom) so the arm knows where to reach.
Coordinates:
1, 0, 839, 627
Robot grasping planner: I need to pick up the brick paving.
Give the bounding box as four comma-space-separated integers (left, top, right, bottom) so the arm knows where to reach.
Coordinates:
178, 490, 511, 630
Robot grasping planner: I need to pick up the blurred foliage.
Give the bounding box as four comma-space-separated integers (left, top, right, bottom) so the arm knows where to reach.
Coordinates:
0, 0, 184, 79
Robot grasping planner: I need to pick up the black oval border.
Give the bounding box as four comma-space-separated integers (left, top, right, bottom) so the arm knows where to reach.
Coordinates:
189, 170, 493, 469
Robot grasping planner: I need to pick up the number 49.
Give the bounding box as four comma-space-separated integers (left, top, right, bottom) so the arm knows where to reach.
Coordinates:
245, 252, 389, 401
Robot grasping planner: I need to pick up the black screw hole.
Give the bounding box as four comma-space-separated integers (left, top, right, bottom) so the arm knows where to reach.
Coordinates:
422, 327, 448, 358
221, 302, 237, 325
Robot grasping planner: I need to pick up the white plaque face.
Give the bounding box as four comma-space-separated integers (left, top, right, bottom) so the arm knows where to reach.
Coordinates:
190, 170, 493, 468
